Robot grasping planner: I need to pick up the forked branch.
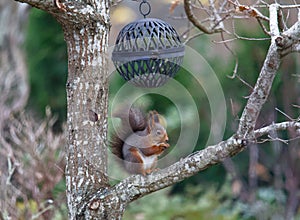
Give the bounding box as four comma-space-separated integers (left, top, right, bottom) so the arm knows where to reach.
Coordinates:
82, 2, 300, 215
84, 120, 300, 212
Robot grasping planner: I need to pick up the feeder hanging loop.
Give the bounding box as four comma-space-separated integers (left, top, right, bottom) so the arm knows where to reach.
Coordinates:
139, 0, 151, 18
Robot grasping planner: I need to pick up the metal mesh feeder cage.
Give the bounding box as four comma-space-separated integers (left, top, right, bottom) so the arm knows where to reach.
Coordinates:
112, 18, 185, 88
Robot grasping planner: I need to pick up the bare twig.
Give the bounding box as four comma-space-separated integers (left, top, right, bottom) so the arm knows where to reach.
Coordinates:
277, 8, 285, 32
228, 0, 270, 21
233, 74, 254, 91
184, 0, 215, 34
184, 0, 228, 34
183, 32, 205, 44
275, 107, 295, 121
257, 18, 270, 35
279, 4, 300, 9
219, 32, 239, 77
254, 121, 300, 137
209, 0, 225, 30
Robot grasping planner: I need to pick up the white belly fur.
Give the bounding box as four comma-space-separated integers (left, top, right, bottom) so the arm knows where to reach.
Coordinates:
141, 154, 157, 171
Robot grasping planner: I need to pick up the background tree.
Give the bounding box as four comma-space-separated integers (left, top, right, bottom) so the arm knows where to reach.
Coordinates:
0, 2, 66, 219
1, 0, 300, 219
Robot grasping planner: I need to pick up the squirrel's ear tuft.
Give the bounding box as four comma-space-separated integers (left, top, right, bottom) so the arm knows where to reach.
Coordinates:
148, 110, 167, 128
147, 111, 154, 130
152, 111, 160, 123
147, 110, 159, 125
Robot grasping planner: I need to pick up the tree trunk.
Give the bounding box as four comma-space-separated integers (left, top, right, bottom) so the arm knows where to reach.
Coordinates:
8, 0, 300, 218
0, 0, 29, 124
55, 8, 112, 218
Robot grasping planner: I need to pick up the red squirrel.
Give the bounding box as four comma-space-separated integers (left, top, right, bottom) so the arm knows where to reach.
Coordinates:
110, 107, 170, 175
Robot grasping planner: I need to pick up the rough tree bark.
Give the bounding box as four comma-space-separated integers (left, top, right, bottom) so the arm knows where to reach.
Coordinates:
55, 1, 111, 219
58, 8, 111, 219
63, 23, 110, 219
11, 0, 300, 219
11, 0, 111, 218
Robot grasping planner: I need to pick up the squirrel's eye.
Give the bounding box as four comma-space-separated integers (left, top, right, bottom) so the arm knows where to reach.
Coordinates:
156, 130, 162, 135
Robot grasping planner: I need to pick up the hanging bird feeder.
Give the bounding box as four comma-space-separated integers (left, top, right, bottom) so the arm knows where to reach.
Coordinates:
112, 0, 185, 88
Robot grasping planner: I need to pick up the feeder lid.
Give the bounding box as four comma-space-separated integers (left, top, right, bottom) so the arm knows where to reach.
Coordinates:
112, 18, 184, 62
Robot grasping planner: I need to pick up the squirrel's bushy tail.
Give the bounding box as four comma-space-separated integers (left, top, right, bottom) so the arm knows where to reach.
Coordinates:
110, 107, 147, 160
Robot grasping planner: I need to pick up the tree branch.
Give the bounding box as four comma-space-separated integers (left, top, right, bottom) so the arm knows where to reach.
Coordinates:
83, 136, 246, 214
79, 2, 300, 216
236, 4, 300, 138
84, 120, 300, 212
254, 121, 300, 138
79, 2, 300, 215
14, 0, 110, 27
228, 0, 270, 22
14, 0, 59, 14
183, 0, 221, 34
236, 43, 281, 138
13, 0, 300, 217
269, 4, 280, 37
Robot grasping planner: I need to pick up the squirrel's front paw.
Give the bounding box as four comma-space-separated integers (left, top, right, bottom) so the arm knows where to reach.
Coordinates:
160, 142, 170, 149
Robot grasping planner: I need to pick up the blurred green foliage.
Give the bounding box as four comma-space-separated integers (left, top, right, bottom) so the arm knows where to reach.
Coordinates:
123, 183, 240, 220
25, 8, 67, 126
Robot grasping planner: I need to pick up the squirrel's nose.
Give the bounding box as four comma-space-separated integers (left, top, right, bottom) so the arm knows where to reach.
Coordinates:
165, 135, 169, 143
